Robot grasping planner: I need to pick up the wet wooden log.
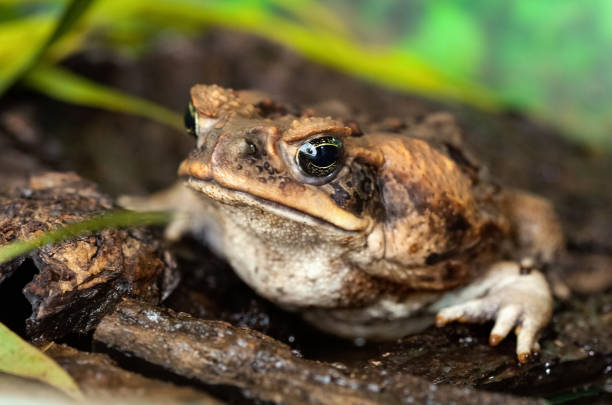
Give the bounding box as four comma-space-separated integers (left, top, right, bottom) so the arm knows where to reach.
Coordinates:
45, 343, 222, 404
94, 299, 543, 405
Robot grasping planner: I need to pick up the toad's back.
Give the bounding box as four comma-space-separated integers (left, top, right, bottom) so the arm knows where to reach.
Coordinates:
343, 125, 511, 290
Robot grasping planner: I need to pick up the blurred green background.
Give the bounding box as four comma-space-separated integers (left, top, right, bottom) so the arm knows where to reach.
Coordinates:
1, 0, 611, 150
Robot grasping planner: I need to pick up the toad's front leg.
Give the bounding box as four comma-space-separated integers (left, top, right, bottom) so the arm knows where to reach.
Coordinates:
432, 261, 553, 363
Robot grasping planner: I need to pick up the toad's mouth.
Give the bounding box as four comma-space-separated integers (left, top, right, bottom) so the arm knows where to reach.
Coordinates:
178, 155, 371, 232
182, 175, 366, 233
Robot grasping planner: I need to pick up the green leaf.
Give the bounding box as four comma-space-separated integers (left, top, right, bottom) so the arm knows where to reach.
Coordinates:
0, 210, 171, 265
23, 65, 183, 131
0, 0, 95, 95
44, 0, 95, 48
46, 0, 496, 109
0, 323, 83, 400
404, 2, 484, 78
0, 15, 55, 94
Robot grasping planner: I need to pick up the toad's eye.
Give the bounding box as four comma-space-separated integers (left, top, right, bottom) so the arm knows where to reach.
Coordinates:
296, 136, 343, 178
184, 101, 197, 136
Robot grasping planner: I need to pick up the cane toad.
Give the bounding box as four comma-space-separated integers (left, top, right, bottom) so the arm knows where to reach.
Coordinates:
122, 85, 564, 363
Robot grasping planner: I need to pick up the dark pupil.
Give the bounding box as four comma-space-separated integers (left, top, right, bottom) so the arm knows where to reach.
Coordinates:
297, 136, 342, 177
184, 102, 196, 136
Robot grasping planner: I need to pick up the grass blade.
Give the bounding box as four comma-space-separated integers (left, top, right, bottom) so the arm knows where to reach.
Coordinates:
23, 65, 183, 130
0, 210, 171, 265
45, 0, 96, 47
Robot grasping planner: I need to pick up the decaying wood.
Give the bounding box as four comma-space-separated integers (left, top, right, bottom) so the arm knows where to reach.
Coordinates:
0, 172, 178, 340
94, 299, 544, 405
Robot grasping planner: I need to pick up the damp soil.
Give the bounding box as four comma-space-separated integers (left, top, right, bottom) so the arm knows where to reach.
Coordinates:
0, 29, 611, 404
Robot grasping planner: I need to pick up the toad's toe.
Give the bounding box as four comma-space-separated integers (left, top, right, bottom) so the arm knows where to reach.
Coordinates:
516, 322, 542, 363
489, 305, 520, 346
435, 298, 495, 326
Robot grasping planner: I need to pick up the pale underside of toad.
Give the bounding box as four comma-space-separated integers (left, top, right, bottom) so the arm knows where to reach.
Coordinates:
121, 85, 564, 363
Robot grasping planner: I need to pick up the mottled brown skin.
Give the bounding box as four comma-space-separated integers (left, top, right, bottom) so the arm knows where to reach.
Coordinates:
125, 85, 562, 363
344, 132, 512, 290
180, 85, 514, 288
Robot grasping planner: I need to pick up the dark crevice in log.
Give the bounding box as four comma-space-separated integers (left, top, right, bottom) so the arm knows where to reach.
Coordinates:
0, 258, 37, 336
56, 330, 95, 353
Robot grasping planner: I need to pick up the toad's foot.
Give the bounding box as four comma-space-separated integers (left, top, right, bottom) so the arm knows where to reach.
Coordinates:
433, 261, 553, 363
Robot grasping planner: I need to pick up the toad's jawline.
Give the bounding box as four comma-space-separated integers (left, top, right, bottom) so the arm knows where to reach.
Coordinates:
182, 176, 360, 234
